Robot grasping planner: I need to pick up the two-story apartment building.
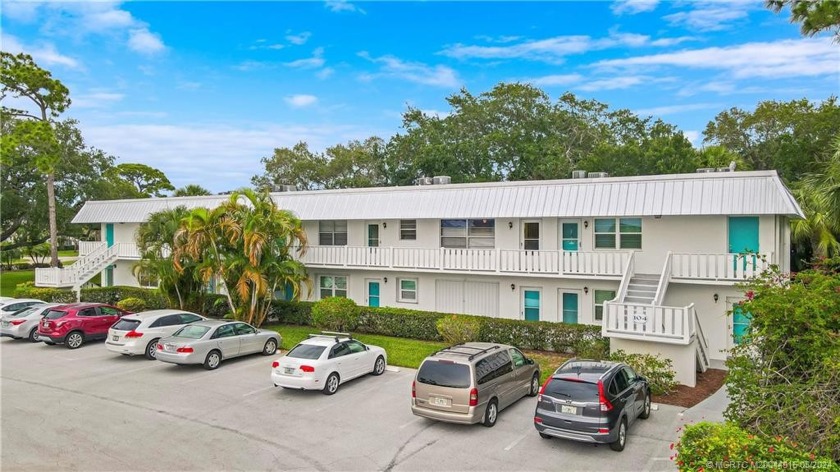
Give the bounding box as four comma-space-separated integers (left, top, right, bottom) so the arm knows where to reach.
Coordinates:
36, 170, 803, 387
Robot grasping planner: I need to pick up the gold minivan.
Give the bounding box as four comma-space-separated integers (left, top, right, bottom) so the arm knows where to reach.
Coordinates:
411, 342, 541, 427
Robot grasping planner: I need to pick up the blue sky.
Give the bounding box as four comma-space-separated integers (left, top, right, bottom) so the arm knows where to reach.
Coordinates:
2, 0, 838, 192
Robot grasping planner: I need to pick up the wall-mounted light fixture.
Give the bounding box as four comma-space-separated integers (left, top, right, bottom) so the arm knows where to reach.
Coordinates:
583, 221, 589, 229
713, 293, 719, 303
510, 283, 515, 291
654, 215, 662, 219
508, 222, 513, 229
382, 222, 387, 228
583, 286, 589, 294
384, 277, 388, 284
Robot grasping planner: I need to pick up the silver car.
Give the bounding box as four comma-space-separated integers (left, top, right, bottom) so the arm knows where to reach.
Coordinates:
105, 309, 206, 360
0, 298, 46, 315
155, 320, 281, 370
0, 303, 57, 342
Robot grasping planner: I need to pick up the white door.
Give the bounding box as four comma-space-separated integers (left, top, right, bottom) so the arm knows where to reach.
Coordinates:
435, 280, 464, 313
464, 281, 499, 317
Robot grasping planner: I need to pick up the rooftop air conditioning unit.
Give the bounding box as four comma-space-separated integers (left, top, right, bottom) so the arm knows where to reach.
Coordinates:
571, 170, 588, 179
276, 184, 297, 192
696, 168, 717, 173
415, 177, 433, 186
432, 175, 451, 185
588, 172, 609, 178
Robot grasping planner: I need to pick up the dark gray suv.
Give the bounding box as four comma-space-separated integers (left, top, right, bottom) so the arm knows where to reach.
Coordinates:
533, 360, 651, 452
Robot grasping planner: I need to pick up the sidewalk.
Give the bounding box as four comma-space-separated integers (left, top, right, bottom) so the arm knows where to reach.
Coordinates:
678, 385, 729, 424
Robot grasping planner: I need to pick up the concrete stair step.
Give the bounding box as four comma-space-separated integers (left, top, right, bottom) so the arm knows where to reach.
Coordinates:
624, 296, 654, 304
628, 284, 657, 292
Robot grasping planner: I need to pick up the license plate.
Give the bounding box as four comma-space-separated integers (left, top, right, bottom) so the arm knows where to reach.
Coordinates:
559, 405, 577, 415
1, 321, 8, 327
165, 344, 175, 352
112, 336, 119, 341
284, 367, 294, 374
429, 396, 451, 407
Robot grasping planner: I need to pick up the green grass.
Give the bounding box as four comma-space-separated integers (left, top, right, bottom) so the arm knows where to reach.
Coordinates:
58, 250, 76, 257
263, 324, 569, 378
0, 270, 34, 297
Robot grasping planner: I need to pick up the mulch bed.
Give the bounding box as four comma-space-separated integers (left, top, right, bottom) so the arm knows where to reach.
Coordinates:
653, 368, 727, 408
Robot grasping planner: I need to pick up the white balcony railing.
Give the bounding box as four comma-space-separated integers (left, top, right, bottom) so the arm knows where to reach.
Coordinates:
670, 253, 772, 282
602, 301, 697, 345
299, 246, 629, 277
78, 241, 106, 257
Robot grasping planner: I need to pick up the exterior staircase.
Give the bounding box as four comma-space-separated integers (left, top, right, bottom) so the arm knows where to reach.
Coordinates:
622, 274, 659, 304
34, 242, 139, 292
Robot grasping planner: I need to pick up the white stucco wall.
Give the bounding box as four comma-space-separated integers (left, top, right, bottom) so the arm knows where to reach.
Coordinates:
610, 337, 699, 387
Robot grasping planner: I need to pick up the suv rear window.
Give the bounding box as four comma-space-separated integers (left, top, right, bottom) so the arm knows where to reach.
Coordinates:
287, 344, 326, 360
545, 378, 599, 402
112, 319, 141, 331
417, 361, 471, 388
44, 310, 68, 320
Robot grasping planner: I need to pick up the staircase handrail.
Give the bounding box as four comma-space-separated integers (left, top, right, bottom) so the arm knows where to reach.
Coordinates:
614, 251, 636, 302
693, 309, 709, 351
653, 251, 673, 306
66, 242, 108, 271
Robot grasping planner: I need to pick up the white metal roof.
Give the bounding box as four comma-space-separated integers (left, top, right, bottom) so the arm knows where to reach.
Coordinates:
72, 170, 804, 224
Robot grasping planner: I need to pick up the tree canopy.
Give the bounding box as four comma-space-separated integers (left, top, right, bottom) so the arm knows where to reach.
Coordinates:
767, 0, 840, 40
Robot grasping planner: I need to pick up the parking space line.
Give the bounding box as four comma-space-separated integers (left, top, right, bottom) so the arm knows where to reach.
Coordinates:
242, 386, 274, 397
503, 433, 529, 451
398, 417, 423, 429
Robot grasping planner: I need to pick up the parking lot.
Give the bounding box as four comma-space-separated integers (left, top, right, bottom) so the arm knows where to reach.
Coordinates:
2, 339, 682, 471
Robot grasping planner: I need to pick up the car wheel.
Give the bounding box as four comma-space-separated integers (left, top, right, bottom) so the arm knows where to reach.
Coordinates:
372, 356, 386, 376
262, 338, 278, 356
639, 392, 651, 420
539, 432, 552, 439
65, 331, 84, 349
528, 373, 540, 397
610, 418, 627, 452
145, 338, 160, 360
323, 372, 340, 395
28, 328, 40, 343
482, 398, 498, 427
204, 350, 222, 370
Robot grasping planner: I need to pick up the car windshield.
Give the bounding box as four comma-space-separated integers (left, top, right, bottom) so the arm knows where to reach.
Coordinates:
112, 319, 141, 331
545, 378, 599, 402
286, 344, 326, 360
10, 306, 39, 318
417, 361, 471, 388
172, 325, 211, 339
44, 310, 68, 320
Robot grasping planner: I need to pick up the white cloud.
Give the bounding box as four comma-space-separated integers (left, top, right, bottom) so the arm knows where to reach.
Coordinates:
420, 109, 451, 118
285, 47, 326, 69
1, 33, 80, 69
525, 74, 584, 86
316, 67, 335, 79
634, 103, 722, 116
128, 28, 165, 55
325, 0, 365, 14
358, 52, 460, 88
592, 38, 839, 79
474, 35, 523, 44
73, 92, 125, 109
285, 31, 311, 45
284, 94, 319, 108
683, 130, 701, 145
2, 1, 42, 22
612, 0, 660, 15
663, 1, 754, 31
577, 76, 649, 91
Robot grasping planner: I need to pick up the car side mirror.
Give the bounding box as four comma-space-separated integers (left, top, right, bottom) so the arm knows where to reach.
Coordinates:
365, 345, 369, 351
527, 358, 534, 365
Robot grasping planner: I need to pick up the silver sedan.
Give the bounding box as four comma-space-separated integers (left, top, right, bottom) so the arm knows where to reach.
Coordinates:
155, 320, 281, 370
0, 303, 58, 342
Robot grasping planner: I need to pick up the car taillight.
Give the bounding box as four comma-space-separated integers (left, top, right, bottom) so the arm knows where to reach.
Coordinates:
411, 380, 416, 398
156, 344, 163, 351
598, 380, 613, 412
598, 428, 610, 433
10, 319, 26, 326
537, 377, 552, 401
176, 346, 193, 353
271, 361, 280, 368
125, 330, 143, 338
534, 417, 543, 424
469, 388, 478, 407
299, 365, 315, 373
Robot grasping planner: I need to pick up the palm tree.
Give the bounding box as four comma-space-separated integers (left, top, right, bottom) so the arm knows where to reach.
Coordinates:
173, 184, 212, 197
173, 189, 309, 325
791, 135, 840, 259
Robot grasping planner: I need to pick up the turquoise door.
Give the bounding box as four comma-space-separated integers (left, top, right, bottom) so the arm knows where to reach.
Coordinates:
561, 222, 579, 251
368, 281, 380, 307
105, 224, 114, 247
729, 217, 759, 272
562, 292, 579, 324
284, 283, 295, 301
523, 290, 540, 321
104, 266, 113, 287
732, 305, 752, 345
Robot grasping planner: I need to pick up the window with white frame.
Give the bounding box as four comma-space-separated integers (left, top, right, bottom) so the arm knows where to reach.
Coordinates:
319, 276, 347, 299
440, 219, 495, 248
400, 220, 417, 240
594, 218, 642, 249
319, 221, 348, 246
398, 278, 418, 302
594, 290, 616, 321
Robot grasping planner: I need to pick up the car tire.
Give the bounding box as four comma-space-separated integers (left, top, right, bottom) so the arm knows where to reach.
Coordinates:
482, 398, 498, 427
539, 432, 552, 439
528, 373, 540, 397
28, 328, 40, 343
204, 350, 222, 370
145, 338, 160, 360
323, 372, 340, 395
372, 356, 386, 376
639, 392, 651, 420
65, 331, 84, 350
610, 418, 627, 452
262, 338, 278, 356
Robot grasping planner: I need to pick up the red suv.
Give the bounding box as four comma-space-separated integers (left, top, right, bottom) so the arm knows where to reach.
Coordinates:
38, 303, 130, 349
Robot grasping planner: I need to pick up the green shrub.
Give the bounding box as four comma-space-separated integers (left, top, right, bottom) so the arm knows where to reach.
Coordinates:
675, 422, 839, 471
116, 297, 147, 312
357, 306, 445, 340
436, 315, 482, 345
201, 294, 231, 318
311, 297, 360, 332
14, 283, 76, 304
272, 300, 315, 325
609, 349, 677, 395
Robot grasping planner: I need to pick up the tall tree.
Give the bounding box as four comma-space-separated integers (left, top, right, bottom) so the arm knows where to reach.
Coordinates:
104, 163, 174, 198
791, 135, 840, 260
1, 52, 71, 267
767, 0, 840, 40
173, 184, 212, 197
